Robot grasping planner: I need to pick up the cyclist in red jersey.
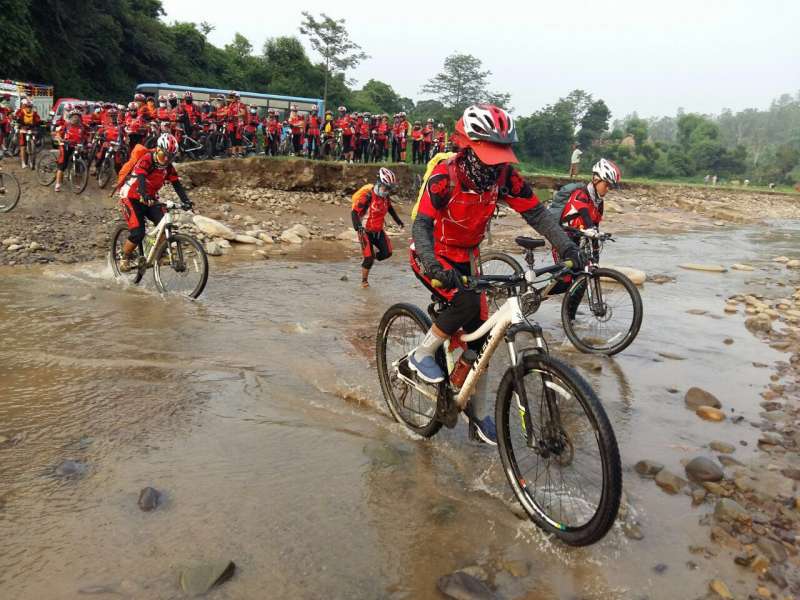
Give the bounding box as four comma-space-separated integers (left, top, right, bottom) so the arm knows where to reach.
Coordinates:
408, 104, 582, 444
54, 109, 87, 192
0, 94, 12, 151
351, 167, 404, 287
117, 133, 193, 272
410, 121, 424, 164
421, 118, 434, 160
13, 98, 42, 168
156, 96, 171, 123
434, 123, 447, 153
266, 111, 281, 156
288, 105, 305, 156
336, 106, 354, 163
305, 107, 322, 159
376, 115, 390, 162
357, 112, 371, 163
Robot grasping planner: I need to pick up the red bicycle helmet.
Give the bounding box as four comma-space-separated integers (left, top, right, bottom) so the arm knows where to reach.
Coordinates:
454, 104, 518, 165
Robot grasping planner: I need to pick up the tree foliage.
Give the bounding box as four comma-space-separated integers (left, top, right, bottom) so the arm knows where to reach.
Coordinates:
421, 53, 510, 112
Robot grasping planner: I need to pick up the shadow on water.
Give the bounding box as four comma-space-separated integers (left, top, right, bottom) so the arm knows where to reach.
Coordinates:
0, 223, 797, 598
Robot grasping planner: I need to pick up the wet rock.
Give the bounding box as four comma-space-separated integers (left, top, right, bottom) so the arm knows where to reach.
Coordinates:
724, 303, 738, 314
178, 560, 236, 597
205, 241, 224, 256
0, 434, 8, 446
257, 232, 274, 244
714, 498, 751, 524
696, 406, 726, 421
786, 259, 800, 269
502, 560, 529, 578
340, 275, 349, 282
745, 314, 773, 334
765, 565, 788, 589
731, 263, 755, 271
756, 537, 787, 564
718, 455, 744, 468
691, 488, 708, 505
622, 520, 644, 540
458, 566, 489, 582
437, 571, 497, 600
658, 351, 686, 360
647, 273, 675, 284
192, 215, 235, 240
655, 469, 687, 494
54, 459, 87, 478
634, 460, 664, 478
749, 554, 770, 573
138, 487, 161, 512
336, 229, 359, 242
703, 481, 728, 496
780, 468, 800, 481
685, 387, 722, 409
233, 234, 260, 244
685, 457, 724, 483
758, 432, 783, 447
652, 563, 668, 575
773, 256, 789, 263
723, 337, 734, 344
285, 223, 311, 239
603, 265, 645, 285
679, 263, 728, 273
686, 308, 708, 316
710, 441, 735, 454
279, 230, 303, 244
709, 579, 733, 599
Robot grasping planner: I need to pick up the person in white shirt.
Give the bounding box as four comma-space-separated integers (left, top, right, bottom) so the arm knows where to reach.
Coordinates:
569, 143, 582, 178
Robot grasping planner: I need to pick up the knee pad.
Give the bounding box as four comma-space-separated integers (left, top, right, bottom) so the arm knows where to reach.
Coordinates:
362, 256, 375, 269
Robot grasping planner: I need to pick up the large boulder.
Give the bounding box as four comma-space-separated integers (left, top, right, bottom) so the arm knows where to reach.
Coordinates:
193, 215, 236, 241
602, 265, 646, 286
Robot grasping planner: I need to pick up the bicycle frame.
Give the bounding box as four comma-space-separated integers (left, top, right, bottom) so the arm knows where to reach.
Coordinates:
141, 203, 176, 266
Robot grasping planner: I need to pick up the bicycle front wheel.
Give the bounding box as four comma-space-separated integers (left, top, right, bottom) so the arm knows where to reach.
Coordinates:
561, 268, 643, 355
153, 233, 209, 299
0, 171, 21, 213
376, 303, 444, 437
480, 251, 526, 313
496, 353, 621, 546
97, 155, 114, 189
71, 158, 89, 194
109, 222, 145, 285
36, 150, 58, 186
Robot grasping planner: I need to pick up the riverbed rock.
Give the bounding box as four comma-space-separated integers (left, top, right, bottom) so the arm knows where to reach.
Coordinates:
205, 241, 223, 256
709, 579, 733, 599
192, 215, 235, 240
178, 560, 236, 596
336, 229, 359, 242
603, 265, 646, 286
54, 459, 87, 478
718, 455, 744, 467
232, 234, 259, 245
709, 441, 735, 454
756, 537, 787, 564
279, 230, 303, 244
285, 223, 311, 239
772, 256, 790, 263
780, 468, 800, 481
138, 487, 161, 512
731, 263, 755, 271
714, 498, 751, 524
765, 565, 788, 589
634, 460, 664, 478
685, 387, 722, 409
685, 457, 724, 483
437, 571, 497, 600
696, 406, 726, 421
679, 263, 728, 273
655, 469, 687, 494
786, 259, 800, 269
257, 232, 274, 244
745, 314, 773, 334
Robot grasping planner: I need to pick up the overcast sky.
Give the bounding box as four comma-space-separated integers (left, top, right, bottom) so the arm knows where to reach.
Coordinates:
161, 0, 799, 120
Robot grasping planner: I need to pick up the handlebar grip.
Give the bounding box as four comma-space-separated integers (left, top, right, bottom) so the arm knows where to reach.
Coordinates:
431, 276, 468, 289
563, 260, 574, 269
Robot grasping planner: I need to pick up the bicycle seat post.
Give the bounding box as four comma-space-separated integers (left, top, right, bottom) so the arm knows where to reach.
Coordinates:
524, 249, 536, 270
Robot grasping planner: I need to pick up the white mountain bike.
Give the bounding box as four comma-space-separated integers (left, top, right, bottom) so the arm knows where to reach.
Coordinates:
376, 250, 622, 546
109, 200, 208, 298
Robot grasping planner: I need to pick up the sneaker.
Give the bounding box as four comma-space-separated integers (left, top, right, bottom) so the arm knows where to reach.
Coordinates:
54, 183, 62, 192
21, 163, 27, 169
361, 279, 369, 288
468, 414, 498, 446
118, 257, 133, 273
408, 353, 445, 384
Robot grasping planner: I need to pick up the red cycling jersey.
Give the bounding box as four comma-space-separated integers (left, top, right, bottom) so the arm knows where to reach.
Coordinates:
352, 184, 394, 232
376, 122, 389, 141
124, 152, 179, 201
337, 116, 353, 135
415, 159, 539, 263
15, 108, 41, 127
289, 115, 304, 135
411, 127, 423, 141
306, 115, 321, 136
60, 123, 86, 146
358, 120, 370, 139
422, 125, 433, 143
560, 186, 603, 229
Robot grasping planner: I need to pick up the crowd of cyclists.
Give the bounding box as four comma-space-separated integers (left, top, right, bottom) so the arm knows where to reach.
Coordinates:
0, 89, 451, 190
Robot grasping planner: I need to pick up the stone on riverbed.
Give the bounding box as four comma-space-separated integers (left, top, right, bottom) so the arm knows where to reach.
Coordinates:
54, 459, 87, 478
709, 441, 735, 454
731, 263, 755, 271
257, 233, 274, 244
138, 487, 161, 512
178, 560, 236, 596
655, 469, 687, 494
685, 387, 722, 409
336, 229, 359, 242
696, 406, 726, 421
679, 263, 728, 273
685, 457, 724, 483
714, 498, 751, 524
634, 460, 664, 478
279, 230, 303, 244
437, 571, 497, 600
786, 259, 800, 269
709, 579, 733, 599
745, 314, 773, 334
233, 234, 260, 245
602, 265, 646, 286
205, 241, 224, 256
192, 215, 235, 240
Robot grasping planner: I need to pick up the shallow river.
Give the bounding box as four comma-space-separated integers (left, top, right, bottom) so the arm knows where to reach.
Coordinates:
0, 223, 798, 599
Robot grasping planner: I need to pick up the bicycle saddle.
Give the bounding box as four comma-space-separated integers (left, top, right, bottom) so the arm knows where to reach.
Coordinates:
515, 236, 546, 250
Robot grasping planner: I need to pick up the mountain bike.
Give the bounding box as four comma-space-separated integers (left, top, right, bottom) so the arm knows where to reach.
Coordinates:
481, 228, 643, 355
18, 127, 40, 169
36, 142, 89, 194
376, 250, 622, 546
109, 200, 208, 299
0, 154, 21, 213
177, 126, 206, 162
278, 134, 293, 156
97, 140, 128, 189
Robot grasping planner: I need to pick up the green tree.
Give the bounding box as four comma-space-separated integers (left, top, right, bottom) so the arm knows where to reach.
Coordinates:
577, 99, 610, 148
352, 80, 403, 115
624, 115, 649, 148
517, 103, 574, 167
560, 89, 594, 131
421, 53, 509, 112
299, 12, 368, 109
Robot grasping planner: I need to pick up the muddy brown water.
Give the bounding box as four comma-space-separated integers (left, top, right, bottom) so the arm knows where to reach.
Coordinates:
0, 223, 798, 599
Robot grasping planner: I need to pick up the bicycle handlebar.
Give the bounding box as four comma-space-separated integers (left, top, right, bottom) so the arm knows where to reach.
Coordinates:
431, 260, 574, 290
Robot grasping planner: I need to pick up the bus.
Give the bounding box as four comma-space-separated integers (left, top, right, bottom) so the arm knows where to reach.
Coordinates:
135, 83, 324, 116
1, 79, 54, 115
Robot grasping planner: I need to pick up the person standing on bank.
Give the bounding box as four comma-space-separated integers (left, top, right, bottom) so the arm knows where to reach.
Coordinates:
569, 143, 582, 178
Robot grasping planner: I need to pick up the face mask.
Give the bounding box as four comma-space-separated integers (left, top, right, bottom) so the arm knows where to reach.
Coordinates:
459, 147, 501, 192
169, 99, 177, 108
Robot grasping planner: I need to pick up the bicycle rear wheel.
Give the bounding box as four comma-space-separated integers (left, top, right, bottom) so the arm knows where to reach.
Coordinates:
36, 150, 58, 186
0, 171, 21, 213
71, 157, 89, 194
496, 353, 621, 546
561, 268, 643, 355
376, 303, 445, 437
480, 251, 526, 313
153, 232, 209, 299
109, 222, 145, 285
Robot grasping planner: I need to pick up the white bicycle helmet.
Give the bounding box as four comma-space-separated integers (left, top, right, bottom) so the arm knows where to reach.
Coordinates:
377, 167, 397, 187
592, 158, 622, 188
460, 104, 516, 145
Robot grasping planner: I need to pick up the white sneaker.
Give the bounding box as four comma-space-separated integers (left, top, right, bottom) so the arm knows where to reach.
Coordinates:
54, 183, 62, 192
21, 163, 27, 169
